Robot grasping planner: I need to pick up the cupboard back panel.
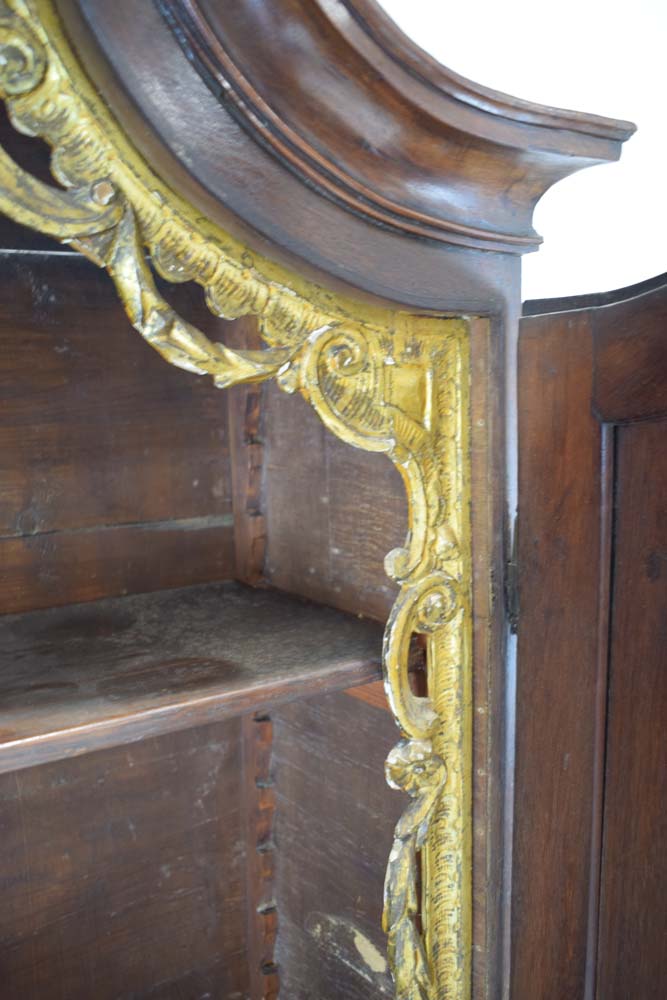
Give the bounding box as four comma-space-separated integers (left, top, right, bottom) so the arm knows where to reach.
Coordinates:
272, 686, 402, 998
262, 383, 407, 623
0, 720, 249, 1000
0, 253, 236, 613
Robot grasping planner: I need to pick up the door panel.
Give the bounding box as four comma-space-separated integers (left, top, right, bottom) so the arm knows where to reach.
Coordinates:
596, 421, 667, 999
514, 276, 667, 999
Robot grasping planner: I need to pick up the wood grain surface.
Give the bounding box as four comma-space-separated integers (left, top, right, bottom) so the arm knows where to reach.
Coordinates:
262, 382, 406, 623
593, 281, 667, 423
513, 309, 610, 999
0, 251, 237, 614
0, 720, 250, 999
596, 420, 667, 998
514, 276, 667, 999
272, 688, 402, 998
0, 581, 382, 774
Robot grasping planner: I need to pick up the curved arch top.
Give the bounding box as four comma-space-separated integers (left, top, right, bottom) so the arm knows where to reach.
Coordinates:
0, 4, 639, 997
52, 0, 634, 306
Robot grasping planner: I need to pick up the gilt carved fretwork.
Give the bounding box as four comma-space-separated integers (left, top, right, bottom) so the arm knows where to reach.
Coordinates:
0, 2, 470, 997
0, 1, 638, 997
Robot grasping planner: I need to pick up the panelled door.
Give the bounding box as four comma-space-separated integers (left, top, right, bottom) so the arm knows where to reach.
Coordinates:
512, 276, 667, 1000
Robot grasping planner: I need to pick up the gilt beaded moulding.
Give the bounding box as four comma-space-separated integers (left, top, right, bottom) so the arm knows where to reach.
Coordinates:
0, 2, 474, 997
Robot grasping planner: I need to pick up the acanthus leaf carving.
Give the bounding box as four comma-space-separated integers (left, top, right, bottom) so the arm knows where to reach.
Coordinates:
0, 4, 473, 997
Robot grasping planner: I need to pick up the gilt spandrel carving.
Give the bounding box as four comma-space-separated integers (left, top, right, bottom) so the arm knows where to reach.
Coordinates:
0, 3, 473, 996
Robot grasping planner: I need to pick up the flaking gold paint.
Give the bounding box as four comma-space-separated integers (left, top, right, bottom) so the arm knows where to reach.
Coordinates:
0, 3, 473, 996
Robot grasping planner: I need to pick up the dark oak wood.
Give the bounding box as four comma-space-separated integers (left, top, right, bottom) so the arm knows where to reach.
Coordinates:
226, 317, 268, 587
345, 679, 390, 713
272, 687, 402, 998
596, 421, 667, 999
513, 308, 609, 1000
469, 316, 510, 998
0, 251, 237, 613
54, 0, 630, 314
0, 720, 250, 1000
514, 277, 667, 1000
523, 271, 667, 317
1, 517, 235, 619
592, 281, 667, 423
63, 0, 632, 259
0, 581, 382, 774
0, 254, 231, 534
166, 0, 630, 253
0, 684, 404, 1000
0, 4, 638, 997
262, 382, 406, 623
241, 713, 280, 1000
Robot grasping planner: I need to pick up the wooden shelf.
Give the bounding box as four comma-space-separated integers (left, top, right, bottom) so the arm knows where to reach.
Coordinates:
0, 582, 383, 774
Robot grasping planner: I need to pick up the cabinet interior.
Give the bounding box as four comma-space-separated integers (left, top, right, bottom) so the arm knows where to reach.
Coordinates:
0, 243, 410, 998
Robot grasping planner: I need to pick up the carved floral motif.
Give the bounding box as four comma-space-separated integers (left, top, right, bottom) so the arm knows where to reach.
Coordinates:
0, 3, 473, 997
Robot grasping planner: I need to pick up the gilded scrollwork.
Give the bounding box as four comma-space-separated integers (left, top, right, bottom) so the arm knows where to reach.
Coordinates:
383, 739, 448, 1000
0, 3, 473, 998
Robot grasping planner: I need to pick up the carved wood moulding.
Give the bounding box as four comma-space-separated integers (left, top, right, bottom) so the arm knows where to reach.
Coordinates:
0, 2, 634, 998
158, 0, 633, 253
46, 0, 633, 308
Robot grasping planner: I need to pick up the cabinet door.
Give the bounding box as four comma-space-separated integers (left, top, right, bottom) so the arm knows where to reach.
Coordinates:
512, 277, 667, 1000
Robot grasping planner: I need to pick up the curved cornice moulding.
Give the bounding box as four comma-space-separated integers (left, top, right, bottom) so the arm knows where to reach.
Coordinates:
341, 1, 635, 139
0, 6, 477, 996
46, 0, 634, 308
157, 0, 634, 254
0, 2, 636, 998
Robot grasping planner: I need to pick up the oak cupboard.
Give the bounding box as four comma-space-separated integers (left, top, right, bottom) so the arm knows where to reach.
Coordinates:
0, 3, 657, 999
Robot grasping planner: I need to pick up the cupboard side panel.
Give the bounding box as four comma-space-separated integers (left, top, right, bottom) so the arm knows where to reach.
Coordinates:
512, 311, 608, 999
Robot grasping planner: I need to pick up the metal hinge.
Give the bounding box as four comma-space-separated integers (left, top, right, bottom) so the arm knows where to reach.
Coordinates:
506, 513, 519, 634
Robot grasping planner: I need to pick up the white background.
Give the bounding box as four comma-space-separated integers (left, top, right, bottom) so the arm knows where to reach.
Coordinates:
378, 0, 666, 301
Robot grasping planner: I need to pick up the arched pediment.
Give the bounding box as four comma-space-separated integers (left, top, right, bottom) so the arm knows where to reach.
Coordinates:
0, 3, 635, 998
50, 0, 633, 305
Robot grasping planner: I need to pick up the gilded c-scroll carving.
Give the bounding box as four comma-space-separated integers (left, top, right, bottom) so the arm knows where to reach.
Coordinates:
0, 3, 473, 997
